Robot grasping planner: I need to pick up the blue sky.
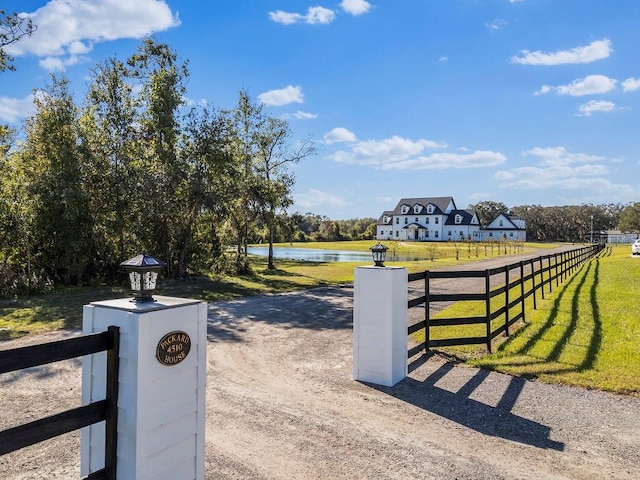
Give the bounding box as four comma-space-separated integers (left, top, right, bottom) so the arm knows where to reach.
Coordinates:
2, 0, 639, 220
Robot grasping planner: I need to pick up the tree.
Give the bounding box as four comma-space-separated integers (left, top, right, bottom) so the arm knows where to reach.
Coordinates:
127, 37, 189, 276
619, 203, 640, 235
0, 10, 36, 72
253, 115, 315, 269
21, 74, 92, 285
80, 56, 142, 277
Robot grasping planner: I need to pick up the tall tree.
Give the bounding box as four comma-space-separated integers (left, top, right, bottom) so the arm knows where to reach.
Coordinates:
81, 57, 141, 275
21, 74, 92, 285
0, 10, 36, 72
253, 115, 315, 269
127, 37, 189, 276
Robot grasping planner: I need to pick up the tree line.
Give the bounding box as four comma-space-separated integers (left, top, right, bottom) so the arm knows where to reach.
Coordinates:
0, 38, 315, 296
469, 201, 640, 243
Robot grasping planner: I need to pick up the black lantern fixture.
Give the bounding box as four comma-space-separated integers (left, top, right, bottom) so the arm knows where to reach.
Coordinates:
119, 254, 167, 303
370, 242, 388, 267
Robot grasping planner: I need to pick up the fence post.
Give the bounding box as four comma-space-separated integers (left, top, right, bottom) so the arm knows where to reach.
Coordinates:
104, 326, 120, 480
504, 267, 510, 336
531, 258, 537, 310
540, 257, 545, 300
485, 270, 492, 353
520, 261, 526, 323
424, 270, 430, 353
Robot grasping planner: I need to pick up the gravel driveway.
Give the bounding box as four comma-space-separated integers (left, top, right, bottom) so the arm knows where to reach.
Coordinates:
1, 249, 639, 479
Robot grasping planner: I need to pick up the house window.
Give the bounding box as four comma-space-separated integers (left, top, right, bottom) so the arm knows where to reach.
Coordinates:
402, 205, 409, 214
435, 231, 439, 238
426, 218, 429, 224
426, 231, 429, 238
489, 232, 493, 237
510, 232, 513, 237
455, 215, 462, 224
500, 220, 504, 226
427, 205, 433, 214
396, 218, 399, 224
414, 205, 420, 213
460, 231, 464, 236
395, 231, 399, 237
415, 217, 419, 222
435, 218, 439, 224
404, 218, 408, 224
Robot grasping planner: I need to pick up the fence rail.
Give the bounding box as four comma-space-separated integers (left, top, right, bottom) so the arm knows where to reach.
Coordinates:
0, 326, 120, 480
408, 244, 604, 354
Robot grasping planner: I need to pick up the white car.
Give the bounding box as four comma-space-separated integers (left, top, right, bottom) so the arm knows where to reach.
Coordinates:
633, 239, 640, 256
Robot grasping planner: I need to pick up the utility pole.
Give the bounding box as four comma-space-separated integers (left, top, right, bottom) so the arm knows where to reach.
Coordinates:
590, 215, 594, 243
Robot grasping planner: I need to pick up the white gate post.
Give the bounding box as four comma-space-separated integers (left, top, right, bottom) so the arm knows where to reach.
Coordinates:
353, 266, 407, 387
81, 296, 207, 480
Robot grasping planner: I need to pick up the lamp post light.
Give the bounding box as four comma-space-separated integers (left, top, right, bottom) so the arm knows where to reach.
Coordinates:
370, 242, 388, 267
120, 253, 167, 303
590, 215, 594, 244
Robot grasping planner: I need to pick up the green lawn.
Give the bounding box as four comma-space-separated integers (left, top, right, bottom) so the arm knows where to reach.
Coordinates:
422, 245, 640, 396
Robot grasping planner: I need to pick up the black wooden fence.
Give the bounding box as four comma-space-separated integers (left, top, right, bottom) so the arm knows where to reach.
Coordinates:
408, 244, 605, 355
0, 326, 120, 480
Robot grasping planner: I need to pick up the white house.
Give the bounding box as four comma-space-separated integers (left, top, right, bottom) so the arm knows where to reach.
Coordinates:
482, 213, 527, 242
376, 197, 526, 242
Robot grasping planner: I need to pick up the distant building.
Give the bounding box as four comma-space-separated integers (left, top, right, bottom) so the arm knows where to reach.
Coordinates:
604, 230, 638, 244
375, 197, 526, 242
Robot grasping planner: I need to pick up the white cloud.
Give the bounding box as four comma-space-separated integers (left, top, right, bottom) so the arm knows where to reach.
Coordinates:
268, 6, 335, 25
486, 19, 508, 31
510, 0, 525, 3
523, 146, 606, 166
340, 0, 372, 15
622, 77, 640, 92
511, 39, 612, 66
258, 85, 304, 106
438, 56, 448, 62
295, 189, 348, 209
536, 75, 617, 97
577, 100, 616, 117
494, 146, 637, 200
5, 0, 180, 71
534, 85, 551, 96
381, 151, 506, 170
323, 127, 357, 144
330, 135, 449, 166
0, 94, 35, 123
283, 111, 318, 120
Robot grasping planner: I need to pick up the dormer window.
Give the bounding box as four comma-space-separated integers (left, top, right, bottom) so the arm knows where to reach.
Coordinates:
413, 204, 421, 214
383, 215, 389, 224
427, 204, 434, 214
401, 205, 409, 214
455, 214, 462, 224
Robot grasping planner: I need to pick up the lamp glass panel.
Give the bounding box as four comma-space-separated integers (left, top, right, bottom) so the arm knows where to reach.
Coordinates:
129, 272, 141, 291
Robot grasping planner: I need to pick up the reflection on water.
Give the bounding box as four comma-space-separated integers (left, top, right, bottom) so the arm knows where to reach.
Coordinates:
247, 246, 426, 263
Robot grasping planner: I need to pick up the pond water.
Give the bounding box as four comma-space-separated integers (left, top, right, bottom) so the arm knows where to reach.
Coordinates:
247, 246, 427, 263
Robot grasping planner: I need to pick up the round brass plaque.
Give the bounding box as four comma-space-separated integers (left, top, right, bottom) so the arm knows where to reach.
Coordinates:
156, 331, 191, 366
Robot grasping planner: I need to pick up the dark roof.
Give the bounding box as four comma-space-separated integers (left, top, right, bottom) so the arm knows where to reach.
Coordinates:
376, 211, 394, 225
444, 209, 477, 226
391, 197, 456, 216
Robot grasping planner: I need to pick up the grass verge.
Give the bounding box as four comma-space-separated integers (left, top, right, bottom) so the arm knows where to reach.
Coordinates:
423, 245, 640, 395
